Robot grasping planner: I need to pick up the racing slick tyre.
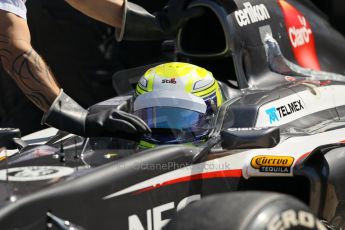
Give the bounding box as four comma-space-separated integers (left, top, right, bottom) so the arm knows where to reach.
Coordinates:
165, 191, 327, 230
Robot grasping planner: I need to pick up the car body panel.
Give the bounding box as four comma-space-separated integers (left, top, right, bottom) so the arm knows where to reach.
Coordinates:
2, 0, 345, 229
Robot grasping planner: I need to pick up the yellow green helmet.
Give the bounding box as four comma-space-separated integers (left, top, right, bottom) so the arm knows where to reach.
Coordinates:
134, 62, 223, 145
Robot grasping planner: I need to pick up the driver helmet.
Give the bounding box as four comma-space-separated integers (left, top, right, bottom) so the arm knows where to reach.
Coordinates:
133, 62, 223, 147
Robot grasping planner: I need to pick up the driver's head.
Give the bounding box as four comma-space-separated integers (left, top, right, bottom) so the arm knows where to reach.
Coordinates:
133, 62, 223, 147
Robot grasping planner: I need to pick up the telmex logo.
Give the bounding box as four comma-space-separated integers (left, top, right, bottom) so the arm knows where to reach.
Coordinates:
251, 156, 294, 169
289, 15, 312, 48
265, 100, 304, 124
235, 2, 271, 27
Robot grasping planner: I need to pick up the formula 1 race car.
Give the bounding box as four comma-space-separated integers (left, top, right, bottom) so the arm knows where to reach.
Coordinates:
1, 0, 345, 229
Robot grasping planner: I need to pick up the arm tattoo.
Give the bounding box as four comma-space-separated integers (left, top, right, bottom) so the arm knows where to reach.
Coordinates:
0, 39, 12, 66
0, 34, 60, 111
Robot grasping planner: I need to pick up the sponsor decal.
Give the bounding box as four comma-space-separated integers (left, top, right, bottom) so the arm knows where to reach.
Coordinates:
266, 107, 280, 124
161, 78, 176, 84
235, 2, 270, 27
267, 209, 327, 230
265, 100, 305, 124
289, 15, 312, 48
251, 156, 294, 173
227, 127, 268, 132
0, 166, 74, 182
128, 194, 201, 230
278, 0, 320, 70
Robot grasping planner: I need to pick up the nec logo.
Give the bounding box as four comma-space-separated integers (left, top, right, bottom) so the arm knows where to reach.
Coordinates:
162, 78, 176, 84
128, 194, 201, 230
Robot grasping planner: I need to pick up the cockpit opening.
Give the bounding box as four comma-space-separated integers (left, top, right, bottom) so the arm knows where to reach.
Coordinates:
177, 6, 240, 96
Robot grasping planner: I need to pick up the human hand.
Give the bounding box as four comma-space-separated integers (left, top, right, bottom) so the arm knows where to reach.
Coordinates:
86, 109, 151, 138
43, 91, 150, 140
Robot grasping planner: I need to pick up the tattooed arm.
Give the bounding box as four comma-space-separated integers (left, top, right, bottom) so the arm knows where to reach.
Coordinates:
0, 11, 60, 112
0, 10, 150, 137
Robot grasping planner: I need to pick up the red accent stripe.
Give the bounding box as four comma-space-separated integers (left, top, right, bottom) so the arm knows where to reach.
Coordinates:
295, 151, 311, 165
132, 169, 243, 195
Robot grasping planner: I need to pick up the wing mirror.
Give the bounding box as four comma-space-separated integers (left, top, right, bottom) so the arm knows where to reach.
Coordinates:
220, 127, 280, 150
0, 128, 21, 149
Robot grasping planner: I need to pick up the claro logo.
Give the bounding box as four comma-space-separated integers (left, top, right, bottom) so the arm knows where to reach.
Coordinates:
278, 0, 320, 70
235, 2, 270, 27
251, 156, 294, 173
289, 15, 312, 48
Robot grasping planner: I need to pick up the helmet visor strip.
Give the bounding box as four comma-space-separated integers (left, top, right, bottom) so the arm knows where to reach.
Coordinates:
134, 107, 205, 130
